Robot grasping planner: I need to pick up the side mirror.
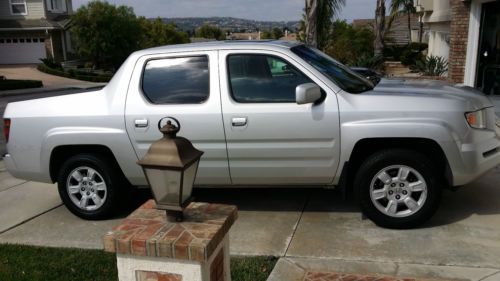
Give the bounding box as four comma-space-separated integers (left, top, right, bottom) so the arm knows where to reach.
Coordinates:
296, 83, 322, 105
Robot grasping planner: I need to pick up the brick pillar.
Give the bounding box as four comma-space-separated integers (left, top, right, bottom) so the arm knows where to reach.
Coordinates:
104, 200, 238, 281
448, 0, 471, 84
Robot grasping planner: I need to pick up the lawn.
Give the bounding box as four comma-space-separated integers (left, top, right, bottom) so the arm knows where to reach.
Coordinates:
0, 244, 277, 281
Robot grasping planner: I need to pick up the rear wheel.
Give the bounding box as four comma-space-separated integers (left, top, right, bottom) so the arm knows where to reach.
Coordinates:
57, 154, 122, 219
354, 149, 442, 229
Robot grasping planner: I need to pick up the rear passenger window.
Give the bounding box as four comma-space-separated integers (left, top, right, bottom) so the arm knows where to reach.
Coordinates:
227, 54, 313, 103
142, 56, 209, 104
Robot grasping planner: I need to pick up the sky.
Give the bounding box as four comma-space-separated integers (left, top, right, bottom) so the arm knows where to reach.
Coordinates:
72, 0, 378, 22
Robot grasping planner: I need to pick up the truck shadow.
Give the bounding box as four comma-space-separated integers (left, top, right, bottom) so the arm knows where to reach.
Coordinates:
122, 167, 500, 229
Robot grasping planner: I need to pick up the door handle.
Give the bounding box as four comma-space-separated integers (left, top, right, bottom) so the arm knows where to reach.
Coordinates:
135, 119, 149, 128
232, 117, 247, 127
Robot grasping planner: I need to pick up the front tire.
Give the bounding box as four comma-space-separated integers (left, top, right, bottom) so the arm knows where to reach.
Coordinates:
57, 154, 122, 220
354, 149, 442, 229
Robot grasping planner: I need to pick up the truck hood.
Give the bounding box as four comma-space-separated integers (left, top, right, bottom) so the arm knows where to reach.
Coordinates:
369, 78, 493, 111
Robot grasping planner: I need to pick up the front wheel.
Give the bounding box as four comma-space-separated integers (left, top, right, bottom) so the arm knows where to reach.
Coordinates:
354, 149, 442, 229
57, 154, 123, 220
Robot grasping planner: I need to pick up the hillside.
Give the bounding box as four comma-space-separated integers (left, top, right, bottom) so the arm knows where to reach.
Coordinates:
161, 17, 300, 33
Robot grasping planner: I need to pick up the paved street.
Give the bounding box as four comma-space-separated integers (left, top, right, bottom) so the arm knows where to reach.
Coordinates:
0, 162, 499, 280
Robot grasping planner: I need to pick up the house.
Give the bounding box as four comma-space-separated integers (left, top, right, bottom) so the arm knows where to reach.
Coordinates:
416, 0, 500, 95
0, 0, 73, 64
352, 14, 425, 46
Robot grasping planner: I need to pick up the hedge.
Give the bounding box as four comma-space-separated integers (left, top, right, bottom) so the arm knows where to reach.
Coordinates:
37, 64, 113, 83
0, 79, 43, 91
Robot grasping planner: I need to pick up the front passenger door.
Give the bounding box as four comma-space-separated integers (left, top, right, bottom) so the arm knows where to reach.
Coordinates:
219, 50, 341, 185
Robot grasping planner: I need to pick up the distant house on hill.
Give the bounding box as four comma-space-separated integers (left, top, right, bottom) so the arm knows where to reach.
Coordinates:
353, 14, 425, 45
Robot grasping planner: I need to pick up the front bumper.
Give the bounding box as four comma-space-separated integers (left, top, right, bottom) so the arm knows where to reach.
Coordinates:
451, 128, 500, 186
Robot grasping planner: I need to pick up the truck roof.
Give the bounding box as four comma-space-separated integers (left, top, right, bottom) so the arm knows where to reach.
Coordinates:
134, 40, 303, 55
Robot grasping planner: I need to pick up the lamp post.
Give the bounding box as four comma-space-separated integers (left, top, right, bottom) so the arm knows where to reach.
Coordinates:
137, 117, 203, 222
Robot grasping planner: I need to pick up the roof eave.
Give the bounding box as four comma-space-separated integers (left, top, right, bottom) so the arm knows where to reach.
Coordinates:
0, 27, 59, 31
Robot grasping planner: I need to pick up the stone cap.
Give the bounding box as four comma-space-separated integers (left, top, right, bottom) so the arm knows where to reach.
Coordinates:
103, 200, 237, 262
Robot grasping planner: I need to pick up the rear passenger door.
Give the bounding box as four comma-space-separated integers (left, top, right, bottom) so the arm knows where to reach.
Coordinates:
219, 50, 341, 185
125, 51, 231, 186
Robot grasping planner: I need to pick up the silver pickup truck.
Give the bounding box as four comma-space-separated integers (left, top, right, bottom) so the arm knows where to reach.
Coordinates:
4, 41, 500, 228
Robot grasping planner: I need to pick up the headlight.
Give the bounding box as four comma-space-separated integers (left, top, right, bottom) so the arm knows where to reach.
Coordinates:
465, 110, 487, 129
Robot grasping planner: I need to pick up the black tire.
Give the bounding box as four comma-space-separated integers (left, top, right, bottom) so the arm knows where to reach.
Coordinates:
57, 153, 124, 220
354, 149, 442, 229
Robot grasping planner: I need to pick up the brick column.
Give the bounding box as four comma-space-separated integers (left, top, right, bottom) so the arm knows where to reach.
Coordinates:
104, 200, 238, 281
448, 0, 471, 84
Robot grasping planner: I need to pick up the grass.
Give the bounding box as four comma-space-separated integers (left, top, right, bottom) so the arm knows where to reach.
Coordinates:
0, 244, 277, 281
0, 79, 43, 91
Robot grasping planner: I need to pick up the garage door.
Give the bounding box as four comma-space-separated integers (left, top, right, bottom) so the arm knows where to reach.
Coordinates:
0, 37, 46, 64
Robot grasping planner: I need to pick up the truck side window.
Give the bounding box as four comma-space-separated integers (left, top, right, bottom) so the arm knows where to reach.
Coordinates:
227, 54, 313, 103
142, 56, 209, 104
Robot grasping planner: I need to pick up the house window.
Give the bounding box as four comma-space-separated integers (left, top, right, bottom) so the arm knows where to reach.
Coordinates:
48, 0, 67, 12
10, 0, 27, 15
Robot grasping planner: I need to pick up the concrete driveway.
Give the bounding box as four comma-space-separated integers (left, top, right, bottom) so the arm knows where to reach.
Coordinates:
0, 65, 100, 88
0, 162, 499, 280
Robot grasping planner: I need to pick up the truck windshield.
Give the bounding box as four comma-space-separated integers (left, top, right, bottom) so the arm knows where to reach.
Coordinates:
291, 45, 374, 93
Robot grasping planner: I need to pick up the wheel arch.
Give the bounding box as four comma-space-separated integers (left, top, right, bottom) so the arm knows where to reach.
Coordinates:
340, 138, 451, 195
49, 145, 128, 184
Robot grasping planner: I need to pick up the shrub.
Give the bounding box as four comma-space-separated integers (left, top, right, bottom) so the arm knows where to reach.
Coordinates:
350, 54, 385, 70
37, 64, 113, 82
40, 58, 62, 70
415, 55, 448, 77
0, 79, 43, 91
383, 43, 428, 66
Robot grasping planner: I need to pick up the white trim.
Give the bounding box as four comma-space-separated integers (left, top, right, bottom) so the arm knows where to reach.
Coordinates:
0, 27, 57, 31
47, 0, 67, 13
9, 0, 28, 16
464, 0, 496, 86
61, 30, 67, 61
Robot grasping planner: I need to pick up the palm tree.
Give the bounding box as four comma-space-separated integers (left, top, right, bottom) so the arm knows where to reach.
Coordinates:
374, 0, 386, 56
305, 0, 345, 49
390, 0, 416, 44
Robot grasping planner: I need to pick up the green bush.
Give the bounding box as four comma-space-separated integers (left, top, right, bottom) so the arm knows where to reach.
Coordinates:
37, 64, 112, 82
324, 20, 377, 66
415, 55, 448, 76
350, 54, 385, 70
40, 58, 63, 70
384, 43, 428, 66
0, 79, 43, 91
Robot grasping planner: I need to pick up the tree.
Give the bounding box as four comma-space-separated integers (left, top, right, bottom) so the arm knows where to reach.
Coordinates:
324, 20, 375, 65
139, 17, 189, 48
374, 0, 386, 56
71, 1, 142, 68
304, 0, 345, 49
272, 27, 284, 39
261, 28, 284, 40
195, 24, 225, 40
390, 0, 416, 44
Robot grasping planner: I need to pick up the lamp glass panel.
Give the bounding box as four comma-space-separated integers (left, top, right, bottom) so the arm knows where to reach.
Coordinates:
145, 168, 181, 205
181, 160, 199, 202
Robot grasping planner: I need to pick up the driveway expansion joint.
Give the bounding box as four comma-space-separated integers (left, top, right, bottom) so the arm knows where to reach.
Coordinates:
284, 189, 312, 257
0, 204, 63, 235
478, 270, 500, 281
